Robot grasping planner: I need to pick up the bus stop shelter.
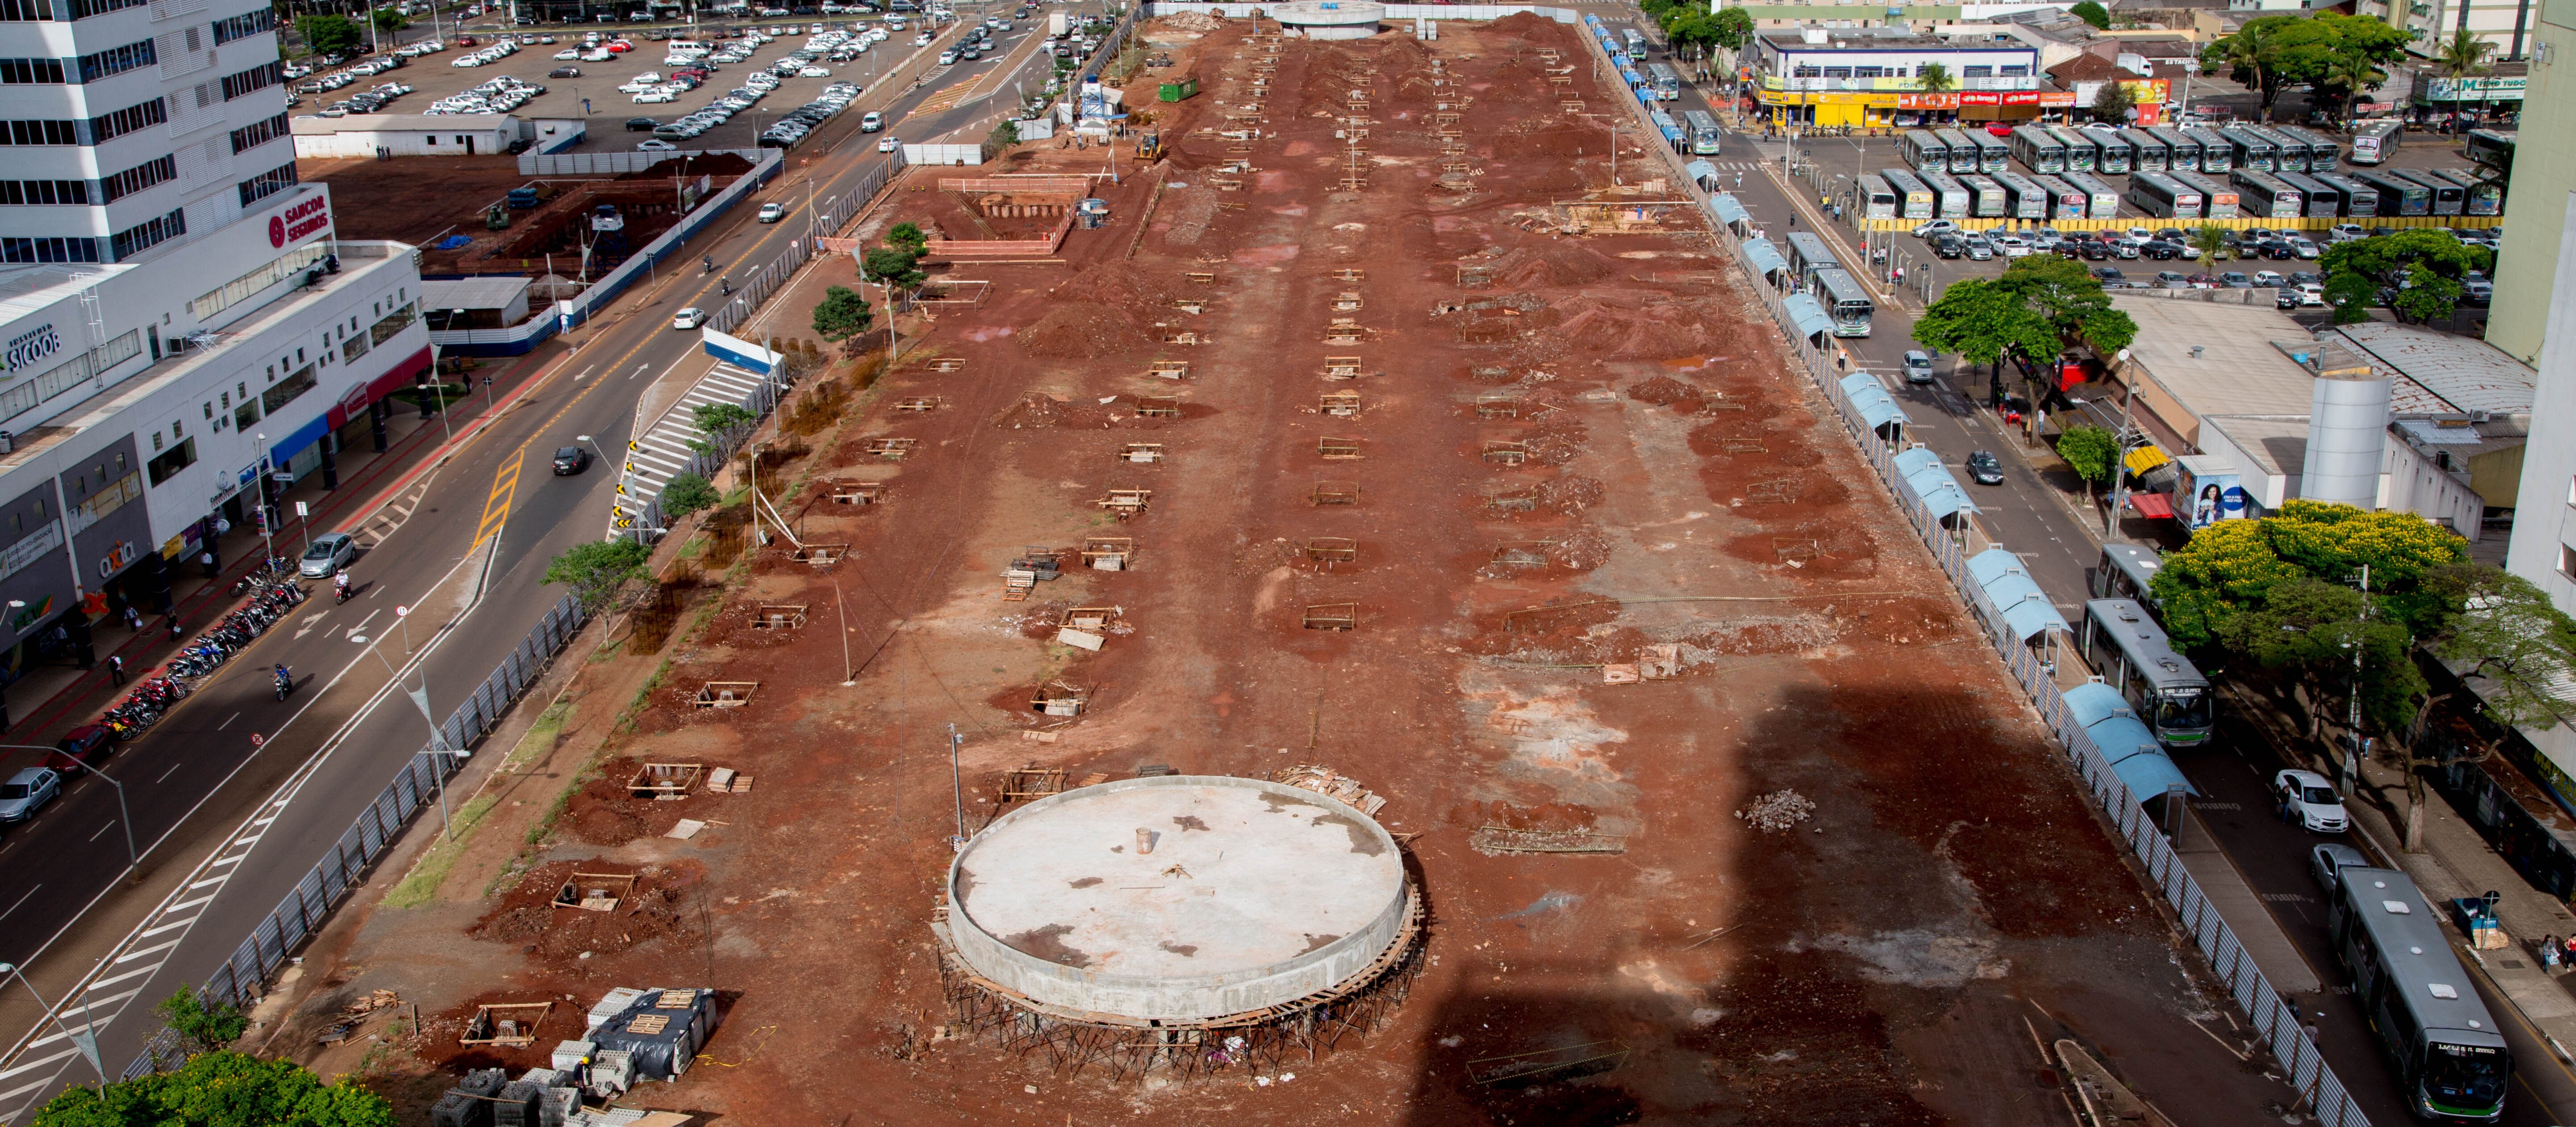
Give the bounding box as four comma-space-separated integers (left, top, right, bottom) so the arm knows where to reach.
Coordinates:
1838, 373, 1913, 446
1894, 447, 1979, 532
1783, 293, 1833, 349
1967, 547, 2067, 668
1741, 237, 1789, 286
2063, 683, 2196, 802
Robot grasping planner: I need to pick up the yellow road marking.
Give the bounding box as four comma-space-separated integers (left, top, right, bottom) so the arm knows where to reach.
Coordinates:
473, 458, 521, 547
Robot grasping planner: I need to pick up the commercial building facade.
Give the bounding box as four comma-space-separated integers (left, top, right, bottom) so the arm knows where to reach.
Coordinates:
2487, 0, 2572, 368
2504, 191, 2576, 618
1745, 27, 2051, 128
0, 0, 428, 674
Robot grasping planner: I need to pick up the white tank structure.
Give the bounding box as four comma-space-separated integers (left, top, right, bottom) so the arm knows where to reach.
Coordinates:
2301, 369, 2391, 508
1269, 0, 1385, 39
933, 775, 1423, 1076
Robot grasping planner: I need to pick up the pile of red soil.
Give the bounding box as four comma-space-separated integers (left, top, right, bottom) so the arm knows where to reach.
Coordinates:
469, 859, 705, 967
991, 393, 1119, 429
1020, 302, 1153, 359
1627, 375, 1703, 409
1553, 297, 1717, 358
559, 757, 727, 845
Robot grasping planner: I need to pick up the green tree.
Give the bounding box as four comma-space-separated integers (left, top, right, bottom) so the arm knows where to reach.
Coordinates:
688, 402, 758, 454
860, 246, 926, 291
2188, 224, 2230, 271
2319, 229, 2492, 325
2390, 564, 2576, 850
369, 7, 408, 33
1915, 61, 1955, 96
1912, 278, 2058, 401
886, 221, 928, 254
31, 1050, 393, 1127
2071, 0, 2111, 28
1998, 253, 2137, 354
155, 989, 246, 1054
542, 538, 653, 616
2322, 269, 2379, 324
2315, 49, 2389, 128
2201, 14, 2402, 123
2091, 76, 2136, 123
1709, 6, 1753, 52
2433, 27, 2496, 130
2220, 578, 2419, 740
658, 471, 718, 520
988, 119, 1020, 147
296, 13, 364, 56
2054, 424, 2119, 504
2148, 500, 2467, 649
811, 284, 873, 342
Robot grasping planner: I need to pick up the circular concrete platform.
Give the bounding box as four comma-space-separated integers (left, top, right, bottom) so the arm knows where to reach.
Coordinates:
946, 775, 1407, 1021
1269, 0, 1385, 38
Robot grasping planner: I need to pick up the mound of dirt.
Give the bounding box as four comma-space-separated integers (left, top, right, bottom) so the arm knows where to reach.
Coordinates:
1050, 261, 1184, 314
1554, 298, 1715, 358
1156, 8, 1223, 32
558, 758, 729, 845
1020, 302, 1154, 359
1490, 243, 1614, 287
1523, 412, 1590, 465
1489, 10, 1560, 37
992, 393, 1119, 429
1627, 375, 1703, 407
469, 859, 705, 967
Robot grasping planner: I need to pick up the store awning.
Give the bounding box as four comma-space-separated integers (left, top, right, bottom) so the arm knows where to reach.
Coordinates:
2123, 445, 2170, 475
1783, 293, 1832, 342
2127, 491, 2176, 519
1707, 192, 1750, 227
1742, 237, 1788, 279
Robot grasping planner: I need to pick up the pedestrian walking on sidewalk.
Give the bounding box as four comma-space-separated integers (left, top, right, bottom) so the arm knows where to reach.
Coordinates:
2543, 936, 2562, 969
123, 605, 140, 632
107, 654, 124, 686
199, 549, 216, 578
166, 615, 182, 641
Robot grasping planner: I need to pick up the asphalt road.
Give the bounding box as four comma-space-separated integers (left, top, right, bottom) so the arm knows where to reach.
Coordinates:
0, 9, 1102, 1114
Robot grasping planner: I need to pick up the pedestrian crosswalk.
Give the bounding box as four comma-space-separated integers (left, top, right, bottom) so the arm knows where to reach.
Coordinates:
612, 363, 771, 533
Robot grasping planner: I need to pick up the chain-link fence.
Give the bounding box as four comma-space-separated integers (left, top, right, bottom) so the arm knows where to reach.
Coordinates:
1563, 15, 2377, 1126
118, 593, 590, 1080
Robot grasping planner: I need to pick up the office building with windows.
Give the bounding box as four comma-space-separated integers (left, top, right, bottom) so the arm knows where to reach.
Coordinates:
0, 0, 427, 673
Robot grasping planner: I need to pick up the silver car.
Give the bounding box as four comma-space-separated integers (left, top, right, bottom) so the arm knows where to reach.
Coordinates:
300, 532, 357, 578
1902, 350, 1935, 386
0, 767, 59, 823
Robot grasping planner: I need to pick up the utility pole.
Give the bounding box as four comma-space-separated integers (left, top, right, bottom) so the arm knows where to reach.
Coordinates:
2345, 563, 2370, 794
947, 723, 966, 846
2105, 347, 2134, 537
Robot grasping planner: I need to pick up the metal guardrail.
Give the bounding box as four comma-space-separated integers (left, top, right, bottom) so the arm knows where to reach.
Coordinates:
1561, 15, 2375, 1126
117, 593, 590, 1080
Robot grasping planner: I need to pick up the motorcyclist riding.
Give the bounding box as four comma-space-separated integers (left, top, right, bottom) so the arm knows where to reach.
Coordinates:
334, 572, 352, 601
273, 663, 292, 697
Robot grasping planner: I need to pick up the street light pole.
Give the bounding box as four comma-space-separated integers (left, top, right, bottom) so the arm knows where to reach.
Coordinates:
0, 745, 137, 879
0, 962, 106, 1081
253, 432, 276, 569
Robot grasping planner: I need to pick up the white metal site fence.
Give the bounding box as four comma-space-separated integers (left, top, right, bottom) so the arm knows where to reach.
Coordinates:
516, 148, 767, 177
703, 153, 901, 337
115, 594, 590, 1081
1556, 17, 2375, 1126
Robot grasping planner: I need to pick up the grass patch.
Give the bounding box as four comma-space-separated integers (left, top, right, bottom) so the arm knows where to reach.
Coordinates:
379, 701, 570, 908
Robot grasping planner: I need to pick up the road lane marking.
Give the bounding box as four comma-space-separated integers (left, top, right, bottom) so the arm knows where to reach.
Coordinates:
0, 885, 36, 922
472, 457, 523, 548
216, 712, 237, 730
85, 821, 111, 843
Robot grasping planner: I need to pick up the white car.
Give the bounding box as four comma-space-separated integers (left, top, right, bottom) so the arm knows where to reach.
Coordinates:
2289, 236, 2320, 259
877, 135, 899, 152
758, 202, 787, 222
800, 65, 831, 77
2122, 226, 2154, 246
938, 49, 957, 64
674, 307, 708, 329
555, 47, 582, 59
2294, 281, 2326, 306
632, 89, 675, 102
1991, 234, 2034, 257
636, 137, 678, 150
912, 32, 931, 45
2274, 769, 2349, 834
2328, 223, 2367, 243
1911, 218, 1957, 239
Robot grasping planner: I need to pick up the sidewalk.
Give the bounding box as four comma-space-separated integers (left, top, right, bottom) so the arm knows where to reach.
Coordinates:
2229, 681, 2576, 1068
0, 347, 555, 750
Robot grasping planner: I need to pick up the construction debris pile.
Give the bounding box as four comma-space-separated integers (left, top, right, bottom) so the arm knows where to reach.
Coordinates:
1735, 789, 1817, 834
1270, 763, 1387, 815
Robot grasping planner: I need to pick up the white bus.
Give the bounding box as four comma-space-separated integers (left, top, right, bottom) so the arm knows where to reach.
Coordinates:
1989, 170, 2052, 220
1960, 174, 2009, 218
1856, 173, 1898, 221
1681, 109, 1722, 156
2124, 171, 2203, 219
2349, 120, 2400, 165
1920, 169, 1971, 219
2059, 169, 2121, 220
1812, 268, 1874, 337
1880, 167, 1935, 220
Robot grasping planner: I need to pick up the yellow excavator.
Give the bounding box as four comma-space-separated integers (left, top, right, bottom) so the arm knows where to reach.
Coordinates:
1137, 131, 1163, 162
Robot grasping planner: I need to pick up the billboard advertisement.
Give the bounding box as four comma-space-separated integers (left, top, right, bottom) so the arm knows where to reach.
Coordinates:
2173, 455, 2250, 531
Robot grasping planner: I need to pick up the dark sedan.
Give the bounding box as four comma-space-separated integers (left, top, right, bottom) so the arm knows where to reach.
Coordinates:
627, 116, 659, 131
2140, 241, 2183, 260
1965, 450, 2005, 485
552, 446, 590, 475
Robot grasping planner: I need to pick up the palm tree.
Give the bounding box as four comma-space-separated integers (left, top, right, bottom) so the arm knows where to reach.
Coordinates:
2435, 28, 2495, 131
2320, 51, 2387, 130
1915, 62, 1955, 125
2189, 225, 2229, 272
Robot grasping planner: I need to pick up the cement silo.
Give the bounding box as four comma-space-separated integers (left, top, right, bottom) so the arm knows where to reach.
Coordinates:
2301, 368, 2390, 508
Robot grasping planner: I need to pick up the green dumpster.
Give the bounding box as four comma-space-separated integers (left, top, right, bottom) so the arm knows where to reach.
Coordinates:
1158, 75, 1198, 102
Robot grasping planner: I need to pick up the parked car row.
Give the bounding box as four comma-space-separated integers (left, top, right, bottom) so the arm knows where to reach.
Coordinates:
315, 80, 415, 117
428, 75, 546, 114
451, 38, 523, 67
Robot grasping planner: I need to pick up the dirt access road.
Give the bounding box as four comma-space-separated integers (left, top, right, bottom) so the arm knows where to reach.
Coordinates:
292, 12, 2303, 1126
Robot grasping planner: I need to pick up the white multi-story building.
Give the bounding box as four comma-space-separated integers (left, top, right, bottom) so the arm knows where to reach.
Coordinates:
2504, 191, 2576, 618
0, 0, 426, 677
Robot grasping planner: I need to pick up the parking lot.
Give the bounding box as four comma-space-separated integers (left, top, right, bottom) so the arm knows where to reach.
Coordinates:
285, 10, 1051, 152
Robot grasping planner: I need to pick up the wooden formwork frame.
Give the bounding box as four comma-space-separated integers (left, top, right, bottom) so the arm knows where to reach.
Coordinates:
863, 437, 919, 460
1117, 442, 1165, 464
553, 872, 639, 911
1301, 602, 1359, 631
1485, 488, 1540, 514
1320, 391, 1362, 416
1159, 329, 1202, 345
1748, 479, 1797, 504
1134, 396, 1183, 418
627, 762, 704, 797
1031, 679, 1093, 716
1456, 264, 1494, 287
750, 603, 809, 629
1173, 295, 1213, 313
1310, 480, 1361, 507
692, 682, 759, 708
1000, 766, 1068, 802
1002, 569, 1039, 601
1318, 436, 1364, 460
1303, 537, 1357, 568
790, 542, 850, 565
1474, 394, 1521, 419
1060, 606, 1123, 631
1722, 436, 1767, 453
916, 279, 992, 307
1490, 541, 1558, 568
1322, 356, 1364, 380
1332, 292, 1364, 311
830, 480, 889, 504
1333, 268, 1364, 282
1323, 319, 1364, 345
1480, 441, 1530, 465
894, 396, 946, 412
927, 357, 968, 373
461, 1002, 555, 1047
1097, 489, 1153, 520
1148, 358, 1191, 380
1185, 271, 1217, 285
1080, 536, 1135, 569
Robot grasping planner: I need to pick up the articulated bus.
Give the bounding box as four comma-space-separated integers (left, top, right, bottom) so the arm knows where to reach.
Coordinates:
2048, 125, 2100, 172
2328, 867, 2511, 1122
1934, 127, 1979, 174
1990, 170, 2052, 220
2426, 167, 2501, 216
2032, 174, 2089, 221
2349, 120, 2401, 165
2009, 124, 2067, 174
2087, 542, 2162, 607
2395, 168, 2465, 216
2080, 599, 2213, 747
1646, 63, 1682, 101
2093, 129, 2134, 174
1784, 230, 1841, 285
2347, 168, 2431, 216
2119, 127, 2168, 173
1811, 268, 1874, 337
1900, 129, 1948, 175
1920, 169, 1971, 218
1881, 167, 1935, 220
2125, 171, 2203, 219
2219, 125, 2277, 172
1961, 174, 2009, 218
2278, 170, 2342, 218
1856, 173, 1898, 220
1681, 109, 1722, 157
2278, 124, 2339, 171
2462, 128, 2516, 174
2169, 170, 2236, 219
2060, 169, 2121, 220
2184, 127, 2233, 173
2148, 126, 2201, 172
1972, 131, 2010, 174
2315, 172, 2377, 219
2231, 169, 2304, 219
